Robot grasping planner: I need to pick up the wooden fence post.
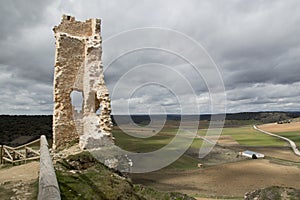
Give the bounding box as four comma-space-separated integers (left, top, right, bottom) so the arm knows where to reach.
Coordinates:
25, 146, 28, 164
12, 151, 15, 166
0, 145, 3, 164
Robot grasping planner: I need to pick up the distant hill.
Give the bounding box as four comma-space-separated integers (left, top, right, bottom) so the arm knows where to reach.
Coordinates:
112, 111, 300, 125
225, 111, 300, 122
1, 112, 300, 146
0, 115, 52, 146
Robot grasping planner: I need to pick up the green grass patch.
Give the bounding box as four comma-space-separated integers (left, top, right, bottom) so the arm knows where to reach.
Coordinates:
165, 154, 199, 170
273, 131, 300, 147
56, 152, 141, 200
113, 128, 189, 152
198, 125, 285, 146
221, 125, 286, 146
225, 119, 261, 127
56, 151, 196, 200
113, 128, 202, 170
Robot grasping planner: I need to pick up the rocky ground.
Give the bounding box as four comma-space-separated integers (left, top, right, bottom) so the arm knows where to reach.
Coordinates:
55, 151, 196, 200
244, 186, 300, 200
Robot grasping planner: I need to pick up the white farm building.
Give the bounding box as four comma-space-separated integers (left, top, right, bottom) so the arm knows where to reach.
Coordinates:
241, 150, 265, 159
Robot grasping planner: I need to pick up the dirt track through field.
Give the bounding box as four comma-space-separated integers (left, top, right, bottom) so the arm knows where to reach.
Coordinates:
254, 125, 300, 156
131, 159, 300, 198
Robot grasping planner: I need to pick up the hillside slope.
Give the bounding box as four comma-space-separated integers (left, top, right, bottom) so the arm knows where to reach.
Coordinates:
55, 151, 196, 200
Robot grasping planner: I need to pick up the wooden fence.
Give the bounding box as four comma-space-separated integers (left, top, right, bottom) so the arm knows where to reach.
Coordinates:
0, 136, 61, 199
38, 135, 61, 200
0, 138, 40, 165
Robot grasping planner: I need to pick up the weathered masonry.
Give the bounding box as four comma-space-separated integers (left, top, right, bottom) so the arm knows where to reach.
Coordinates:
52, 15, 114, 150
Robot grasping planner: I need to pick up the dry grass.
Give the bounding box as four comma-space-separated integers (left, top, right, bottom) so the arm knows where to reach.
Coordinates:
130, 159, 300, 198
207, 135, 239, 146
258, 122, 300, 132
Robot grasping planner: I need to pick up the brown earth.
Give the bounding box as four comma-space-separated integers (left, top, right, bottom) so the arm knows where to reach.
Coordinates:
258, 122, 300, 132
130, 159, 300, 198
208, 135, 239, 146
0, 161, 39, 200
0, 161, 39, 184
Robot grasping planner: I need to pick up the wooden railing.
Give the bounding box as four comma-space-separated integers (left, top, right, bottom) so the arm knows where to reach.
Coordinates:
0, 136, 61, 199
0, 138, 40, 165
38, 135, 61, 200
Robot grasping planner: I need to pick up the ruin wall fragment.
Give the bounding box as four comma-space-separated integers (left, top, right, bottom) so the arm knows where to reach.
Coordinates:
52, 15, 114, 150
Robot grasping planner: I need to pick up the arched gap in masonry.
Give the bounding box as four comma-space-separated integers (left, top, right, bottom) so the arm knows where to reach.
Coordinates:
70, 90, 84, 113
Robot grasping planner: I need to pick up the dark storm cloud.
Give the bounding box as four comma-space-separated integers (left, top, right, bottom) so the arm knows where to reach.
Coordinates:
0, 0, 300, 114
202, 0, 300, 89
0, 0, 56, 114
0, 0, 53, 38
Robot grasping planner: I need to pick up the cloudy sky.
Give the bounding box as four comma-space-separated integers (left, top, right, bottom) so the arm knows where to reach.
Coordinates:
0, 0, 299, 115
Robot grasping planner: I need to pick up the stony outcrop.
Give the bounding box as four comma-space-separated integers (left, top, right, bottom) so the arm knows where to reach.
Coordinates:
244, 186, 300, 200
52, 15, 114, 150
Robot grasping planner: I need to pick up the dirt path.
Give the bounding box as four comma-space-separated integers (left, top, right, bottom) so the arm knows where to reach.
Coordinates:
0, 162, 39, 200
0, 161, 39, 184
254, 125, 300, 156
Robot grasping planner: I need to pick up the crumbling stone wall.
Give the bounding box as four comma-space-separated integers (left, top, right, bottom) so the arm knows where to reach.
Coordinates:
53, 15, 114, 150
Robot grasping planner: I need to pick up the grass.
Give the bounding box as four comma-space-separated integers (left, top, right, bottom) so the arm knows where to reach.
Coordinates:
112, 122, 298, 172
56, 152, 140, 200
224, 119, 261, 127
113, 127, 203, 170
113, 124, 290, 170
113, 127, 182, 152
165, 154, 200, 170
220, 125, 286, 146
56, 151, 195, 200
198, 125, 286, 146
31, 180, 39, 199
273, 131, 300, 147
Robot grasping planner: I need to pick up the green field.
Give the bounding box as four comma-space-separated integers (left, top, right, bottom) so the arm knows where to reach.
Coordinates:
273, 131, 300, 147
198, 125, 286, 146
113, 127, 202, 169
112, 121, 299, 199
113, 124, 290, 170
113, 128, 176, 153
113, 127, 203, 151
221, 125, 286, 146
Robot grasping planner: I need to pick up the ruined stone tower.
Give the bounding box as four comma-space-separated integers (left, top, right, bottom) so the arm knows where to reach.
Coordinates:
52, 15, 114, 150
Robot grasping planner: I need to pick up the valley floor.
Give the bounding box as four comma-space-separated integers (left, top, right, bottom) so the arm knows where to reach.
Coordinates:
131, 159, 300, 199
